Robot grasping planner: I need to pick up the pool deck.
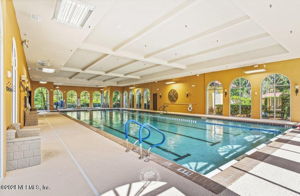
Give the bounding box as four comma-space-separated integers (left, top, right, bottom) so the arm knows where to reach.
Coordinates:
1, 113, 300, 196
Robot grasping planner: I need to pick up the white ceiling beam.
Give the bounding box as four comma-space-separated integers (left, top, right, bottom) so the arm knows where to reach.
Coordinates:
61, 67, 141, 79
169, 32, 270, 63
80, 43, 186, 69
144, 15, 251, 58
112, 0, 199, 51
82, 54, 111, 70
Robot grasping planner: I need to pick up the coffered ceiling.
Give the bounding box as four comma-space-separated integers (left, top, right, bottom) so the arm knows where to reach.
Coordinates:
14, 0, 300, 87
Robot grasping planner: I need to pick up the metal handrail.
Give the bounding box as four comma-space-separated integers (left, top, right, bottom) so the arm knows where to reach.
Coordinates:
124, 120, 151, 152
124, 120, 166, 159
140, 123, 166, 158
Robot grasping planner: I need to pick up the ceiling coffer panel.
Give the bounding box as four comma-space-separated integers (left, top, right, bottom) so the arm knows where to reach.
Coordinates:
88, 55, 135, 72
122, 0, 246, 56
113, 61, 155, 74
64, 49, 105, 69
73, 72, 97, 79
85, 0, 185, 49
133, 66, 170, 76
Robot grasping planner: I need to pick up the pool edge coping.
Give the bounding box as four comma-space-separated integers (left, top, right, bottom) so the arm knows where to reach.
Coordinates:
60, 112, 238, 196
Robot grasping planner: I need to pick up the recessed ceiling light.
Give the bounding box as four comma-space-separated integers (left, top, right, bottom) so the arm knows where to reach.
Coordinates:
37, 60, 50, 67
53, 0, 94, 28
39, 81, 47, 84
42, 68, 55, 73
31, 14, 41, 22
244, 69, 266, 74
165, 81, 176, 85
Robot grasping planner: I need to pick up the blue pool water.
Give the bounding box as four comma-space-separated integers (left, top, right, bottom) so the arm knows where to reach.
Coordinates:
64, 110, 288, 175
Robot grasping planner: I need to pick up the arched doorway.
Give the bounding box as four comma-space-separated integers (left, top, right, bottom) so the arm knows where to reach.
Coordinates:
80, 91, 90, 108
112, 91, 121, 108
143, 89, 150, 109
207, 81, 223, 115
136, 89, 142, 109
129, 90, 134, 108
261, 74, 290, 120
34, 87, 49, 110
93, 91, 101, 107
103, 90, 110, 108
123, 91, 128, 108
230, 78, 251, 117
67, 90, 77, 108
53, 89, 64, 109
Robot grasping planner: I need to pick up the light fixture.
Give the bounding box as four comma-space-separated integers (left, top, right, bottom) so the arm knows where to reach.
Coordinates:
54, 82, 62, 85
165, 81, 176, 85
39, 81, 47, 84
224, 89, 228, 97
295, 84, 299, 96
129, 87, 135, 89
56, 86, 60, 89
53, 0, 94, 28
244, 69, 266, 74
42, 68, 55, 73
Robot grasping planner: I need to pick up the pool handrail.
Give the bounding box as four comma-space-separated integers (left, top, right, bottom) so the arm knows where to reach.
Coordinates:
124, 120, 166, 159
124, 119, 151, 141
140, 123, 166, 149
124, 119, 151, 153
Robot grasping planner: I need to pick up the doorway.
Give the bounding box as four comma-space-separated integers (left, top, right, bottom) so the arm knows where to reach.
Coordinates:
153, 93, 158, 110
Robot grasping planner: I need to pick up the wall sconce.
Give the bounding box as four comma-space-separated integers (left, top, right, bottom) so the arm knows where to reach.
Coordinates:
295, 84, 299, 96
159, 93, 162, 98
22, 39, 29, 48
224, 89, 228, 97
186, 91, 190, 98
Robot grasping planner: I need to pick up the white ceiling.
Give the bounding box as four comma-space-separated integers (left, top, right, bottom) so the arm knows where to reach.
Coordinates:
14, 0, 300, 87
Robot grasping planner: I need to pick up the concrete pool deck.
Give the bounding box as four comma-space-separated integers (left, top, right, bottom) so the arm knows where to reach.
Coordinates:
1, 113, 300, 196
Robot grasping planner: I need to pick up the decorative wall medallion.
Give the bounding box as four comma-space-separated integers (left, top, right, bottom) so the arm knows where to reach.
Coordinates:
168, 89, 178, 102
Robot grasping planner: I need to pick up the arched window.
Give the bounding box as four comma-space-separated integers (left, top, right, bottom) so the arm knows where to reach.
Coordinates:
80, 91, 90, 108
230, 78, 251, 117
262, 74, 290, 120
12, 38, 18, 122
112, 91, 121, 108
207, 81, 223, 115
129, 90, 134, 108
93, 91, 101, 107
103, 90, 110, 108
67, 90, 77, 108
123, 91, 128, 108
136, 89, 142, 109
53, 89, 64, 109
143, 89, 150, 109
34, 87, 49, 110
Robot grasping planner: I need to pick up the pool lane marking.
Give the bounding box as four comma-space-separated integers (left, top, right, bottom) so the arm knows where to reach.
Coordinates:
129, 113, 241, 136
45, 118, 100, 196
99, 122, 191, 161
94, 115, 220, 145
138, 113, 280, 135
158, 128, 220, 146
106, 117, 220, 145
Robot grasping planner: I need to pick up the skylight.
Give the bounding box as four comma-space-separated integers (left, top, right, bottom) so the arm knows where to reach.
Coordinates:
53, 0, 94, 28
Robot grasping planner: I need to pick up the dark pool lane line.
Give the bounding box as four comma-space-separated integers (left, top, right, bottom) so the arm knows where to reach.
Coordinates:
105, 117, 220, 146
90, 113, 221, 145
127, 113, 241, 137
94, 121, 191, 161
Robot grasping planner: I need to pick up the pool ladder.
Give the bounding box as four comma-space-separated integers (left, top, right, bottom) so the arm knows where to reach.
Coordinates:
124, 120, 166, 160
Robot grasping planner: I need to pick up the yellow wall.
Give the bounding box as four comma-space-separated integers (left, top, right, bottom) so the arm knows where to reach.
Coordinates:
32, 59, 300, 122
122, 59, 300, 122
2, 0, 31, 175
31, 82, 109, 110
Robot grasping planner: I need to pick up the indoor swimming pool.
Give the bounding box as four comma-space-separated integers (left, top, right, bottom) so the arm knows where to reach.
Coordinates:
64, 110, 289, 175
